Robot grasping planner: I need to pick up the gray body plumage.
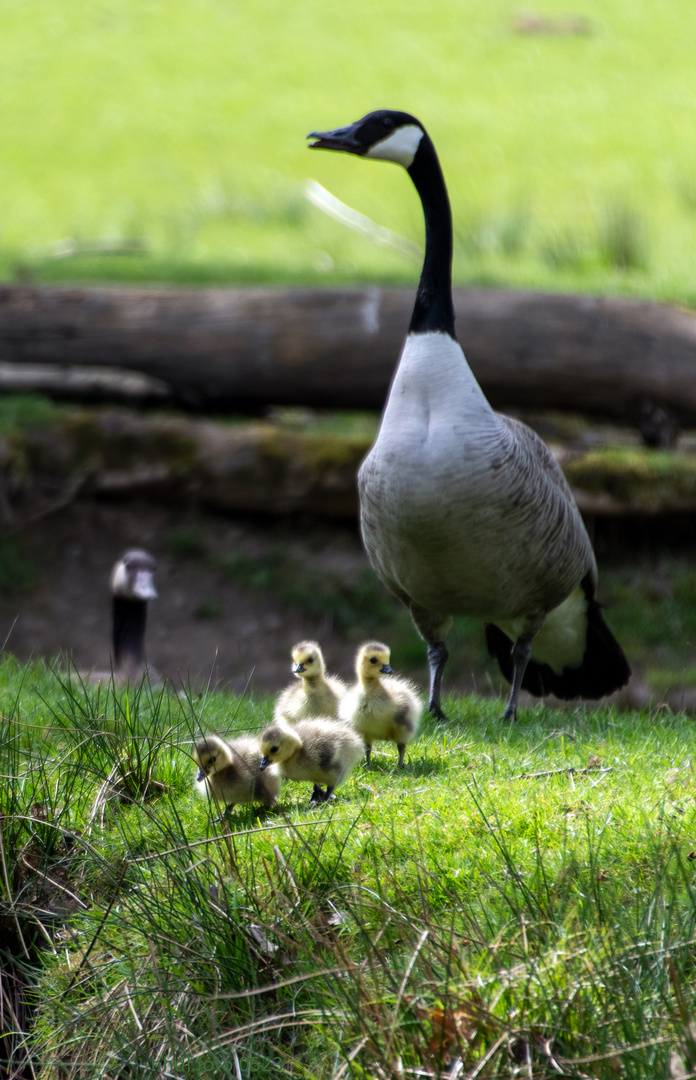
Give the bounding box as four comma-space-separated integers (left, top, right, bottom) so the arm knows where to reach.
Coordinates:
194, 734, 280, 810
259, 718, 363, 802
359, 333, 595, 639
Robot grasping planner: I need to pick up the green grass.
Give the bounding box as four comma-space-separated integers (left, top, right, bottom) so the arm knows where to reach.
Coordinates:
3, 659, 696, 1075
4, 0, 696, 303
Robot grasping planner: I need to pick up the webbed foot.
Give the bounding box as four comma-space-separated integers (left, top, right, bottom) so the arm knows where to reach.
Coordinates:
428, 700, 448, 722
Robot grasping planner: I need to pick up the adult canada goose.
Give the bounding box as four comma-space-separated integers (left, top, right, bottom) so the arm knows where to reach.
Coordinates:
274, 640, 346, 723
84, 549, 159, 684
339, 641, 422, 768
309, 110, 630, 720
259, 718, 363, 804
193, 733, 281, 811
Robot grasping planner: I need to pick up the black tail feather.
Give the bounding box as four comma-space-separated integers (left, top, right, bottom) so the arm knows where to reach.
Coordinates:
485, 600, 631, 702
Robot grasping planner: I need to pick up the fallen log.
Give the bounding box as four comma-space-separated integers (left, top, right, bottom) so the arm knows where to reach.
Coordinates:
0, 285, 695, 426
0, 361, 171, 404
2, 409, 696, 523
0, 410, 368, 521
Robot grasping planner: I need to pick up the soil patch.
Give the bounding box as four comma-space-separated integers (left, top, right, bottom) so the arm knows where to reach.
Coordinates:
0, 498, 386, 695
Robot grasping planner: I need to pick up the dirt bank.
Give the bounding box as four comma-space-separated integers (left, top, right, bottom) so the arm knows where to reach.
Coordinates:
0, 498, 399, 695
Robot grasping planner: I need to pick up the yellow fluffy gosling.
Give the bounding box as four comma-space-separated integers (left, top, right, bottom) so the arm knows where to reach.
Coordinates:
193, 734, 280, 812
274, 640, 346, 723
259, 718, 363, 804
340, 642, 422, 768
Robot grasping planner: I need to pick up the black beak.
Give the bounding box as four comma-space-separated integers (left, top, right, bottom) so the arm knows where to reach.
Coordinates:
259, 756, 270, 771
196, 767, 205, 782
381, 663, 394, 675
293, 663, 306, 674
308, 122, 364, 154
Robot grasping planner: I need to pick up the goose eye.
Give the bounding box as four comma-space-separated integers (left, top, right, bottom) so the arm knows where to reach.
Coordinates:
382, 117, 394, 130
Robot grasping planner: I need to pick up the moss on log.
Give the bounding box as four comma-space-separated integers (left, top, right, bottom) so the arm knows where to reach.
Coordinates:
562, 446, 696, 514
0, 408, 368, 520
2, 404, 696, 522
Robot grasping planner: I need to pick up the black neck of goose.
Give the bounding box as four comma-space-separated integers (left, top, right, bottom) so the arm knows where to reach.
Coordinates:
112, 597, 147, 669
407, 134, 456, 338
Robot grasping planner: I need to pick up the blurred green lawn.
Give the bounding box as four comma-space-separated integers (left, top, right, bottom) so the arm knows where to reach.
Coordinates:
3, 0, 696, 299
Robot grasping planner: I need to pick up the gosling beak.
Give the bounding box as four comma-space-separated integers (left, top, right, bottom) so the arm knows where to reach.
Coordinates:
259, 756, 270, 771
380, 663, 394, 674
196, 767, 205, 782
293, 662, 306, 674
307, 122, 364, 154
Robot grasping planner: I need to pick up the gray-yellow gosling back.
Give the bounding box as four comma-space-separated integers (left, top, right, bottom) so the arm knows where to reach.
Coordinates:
193, 734, 280, 812
339, 641, 422, 769
274, 640, 346, 723
259, 717, 363, 804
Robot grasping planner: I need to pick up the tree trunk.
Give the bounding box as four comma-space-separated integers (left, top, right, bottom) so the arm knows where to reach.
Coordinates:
1, 284, 695, 424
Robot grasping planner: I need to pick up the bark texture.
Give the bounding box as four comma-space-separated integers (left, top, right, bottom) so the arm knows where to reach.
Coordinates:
0, 285, 694, 425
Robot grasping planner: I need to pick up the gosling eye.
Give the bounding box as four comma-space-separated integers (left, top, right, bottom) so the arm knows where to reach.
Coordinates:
370, 657, 378, 665
307, 657, 314, 664
270, 745, 279, 754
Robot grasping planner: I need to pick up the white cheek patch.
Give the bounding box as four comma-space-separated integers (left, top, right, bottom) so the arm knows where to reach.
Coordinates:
365, 124, 424, 167
111, 561, 157, 600
132, 570, 158, 600
110, 561, 129, 596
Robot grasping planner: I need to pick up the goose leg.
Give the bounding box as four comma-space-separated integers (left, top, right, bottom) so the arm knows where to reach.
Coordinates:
310, 784, 326, 804
427, 641, 449, 721
212, 803, 234, 826
502, 637, 532, 722
365, 742, 372, 765
408, 606, 452, 721
397, 743, 406, 769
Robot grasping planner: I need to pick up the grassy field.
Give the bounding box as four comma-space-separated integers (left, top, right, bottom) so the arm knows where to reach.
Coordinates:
4, 4, 696, 1073
2, 660, 696, 1077
3, 0, 696, 302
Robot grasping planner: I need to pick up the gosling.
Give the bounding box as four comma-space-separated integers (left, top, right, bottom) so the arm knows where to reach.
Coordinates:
274, 641, 346, 723
339, 642, 422, 769
259, 718, 363, 804
193, 734, 280, 812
